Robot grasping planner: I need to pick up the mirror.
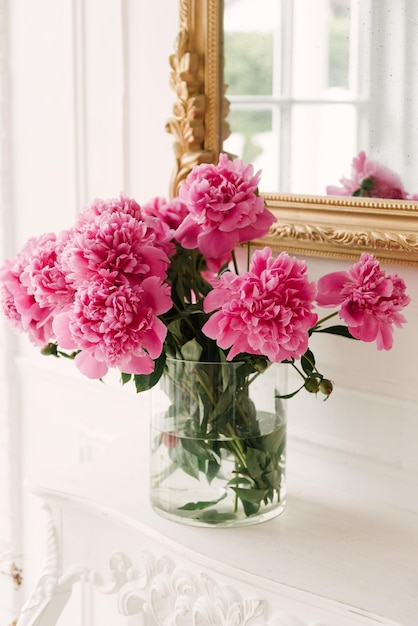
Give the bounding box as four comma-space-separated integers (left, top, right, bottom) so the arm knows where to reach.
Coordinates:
166, 0, 418, 266
222, 0, 418, 199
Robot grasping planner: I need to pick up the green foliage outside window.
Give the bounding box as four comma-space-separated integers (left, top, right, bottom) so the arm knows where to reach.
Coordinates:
328, 4, 351, 88
224, 32, 273, 162
224, 31, 273, 95
227, 109, 273, 164
224, 8, 351, 164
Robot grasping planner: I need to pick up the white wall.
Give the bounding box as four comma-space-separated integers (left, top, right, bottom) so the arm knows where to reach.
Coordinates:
1, 1, 417, 624
286, 260, 418, 472
1, 0, 177, 622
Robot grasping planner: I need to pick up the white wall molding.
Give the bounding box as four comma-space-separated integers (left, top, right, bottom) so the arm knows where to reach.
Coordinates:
71, 0, 88, 211
0, 0, 24, 619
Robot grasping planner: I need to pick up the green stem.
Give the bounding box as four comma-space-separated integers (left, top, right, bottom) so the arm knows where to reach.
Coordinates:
233, 461, 239, 513
231, 249, 239, 274
290, 360, 307, 380
312, 310, 339, 330
224, 423, 247, 468
57, 350, 79, 360
190, 248, 199, 297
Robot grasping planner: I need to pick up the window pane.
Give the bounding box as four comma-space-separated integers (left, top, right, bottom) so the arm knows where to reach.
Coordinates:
223, 0, 372, 194
224, 32, 273, 96
223, 107, 280, 190
291, 0, 331, 98
329, 0, 351, 88
224, 0, 277, 96
291, 104, 357, 194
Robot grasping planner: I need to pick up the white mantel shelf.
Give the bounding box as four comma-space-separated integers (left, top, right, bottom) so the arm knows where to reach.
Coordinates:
17, 432, 418, 626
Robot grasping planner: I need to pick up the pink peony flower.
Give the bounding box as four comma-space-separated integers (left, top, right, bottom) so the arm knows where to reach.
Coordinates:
1, 231, 75, 346
61, 210, 170, 287
202, 247, 318, 362
326, 151, 408, 199
316, 253, 410, 350
75, 193, 142, 229
175, 154, 276, 263
141, 196, 189, 230
75, 193, 180, 256
20, 230, 74, 311
53, 275, 172, 379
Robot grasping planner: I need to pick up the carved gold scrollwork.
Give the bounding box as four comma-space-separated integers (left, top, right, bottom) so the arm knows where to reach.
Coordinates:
255, 193, 418, 266
166, 0, 230, 196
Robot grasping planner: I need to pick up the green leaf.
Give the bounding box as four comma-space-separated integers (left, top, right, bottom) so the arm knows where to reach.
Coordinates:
206, 458, 221, 484
227, 476, 253, 487
213, 388, 235, 417
178, 492, 227, 511
171, 445, 200, 480
133, 352, 166, 392
263, 469, 282, 490
246, 447, 267, 478
120, 372, 132, 385
240, 499, 260, 517
230, 486, 268, 504
181, 438, 220, 463
220, 360, 232, 391
301, 349, 315, 375
196, 510, 237, 523
259, 426, 286, 454
167, 318, 183, 343
180, 338, 203, 361
315, 325, 357, 339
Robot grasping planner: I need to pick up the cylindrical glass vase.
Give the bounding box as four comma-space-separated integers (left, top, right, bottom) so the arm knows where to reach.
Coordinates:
150, 358, 286, 527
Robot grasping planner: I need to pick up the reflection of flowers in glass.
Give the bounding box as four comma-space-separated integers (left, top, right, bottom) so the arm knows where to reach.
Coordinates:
160, 432, 179, 449
316, 253, 410, 350
326, 150, 416, 200
203, 247, 318, 362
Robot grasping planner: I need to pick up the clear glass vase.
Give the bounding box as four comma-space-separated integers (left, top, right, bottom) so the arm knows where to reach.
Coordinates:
150, 358, 286, 527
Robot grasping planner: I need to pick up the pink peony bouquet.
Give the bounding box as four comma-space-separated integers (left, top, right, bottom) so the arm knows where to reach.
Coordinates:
0, 153, 411, 399
326, 150, 418, 200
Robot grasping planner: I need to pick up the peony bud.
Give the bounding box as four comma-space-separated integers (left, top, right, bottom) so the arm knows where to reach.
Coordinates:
41, 342, 58, 357
319, 379, 333, 396
304, 377, 320, 393
253, 357, 269, 372
160, 432, 179, 449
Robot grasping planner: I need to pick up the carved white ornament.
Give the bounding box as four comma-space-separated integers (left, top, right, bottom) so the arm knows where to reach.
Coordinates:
18, 506, 327, 626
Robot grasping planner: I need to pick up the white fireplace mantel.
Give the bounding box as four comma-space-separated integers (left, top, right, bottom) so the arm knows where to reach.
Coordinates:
16, 432, 418, 625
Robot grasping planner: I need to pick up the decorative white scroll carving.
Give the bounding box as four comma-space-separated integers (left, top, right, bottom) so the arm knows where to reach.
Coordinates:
147, 565, 266, 625
17, 505, 74, 625
17, 507, 329, 625
19, 505, 61, 613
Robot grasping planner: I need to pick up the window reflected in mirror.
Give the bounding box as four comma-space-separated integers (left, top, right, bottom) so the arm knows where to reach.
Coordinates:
223, 0, 416, 197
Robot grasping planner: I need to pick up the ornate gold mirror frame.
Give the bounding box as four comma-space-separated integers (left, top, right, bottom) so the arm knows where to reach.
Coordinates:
166, 0, 418, 267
